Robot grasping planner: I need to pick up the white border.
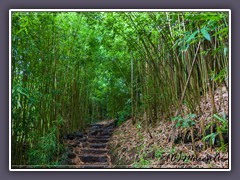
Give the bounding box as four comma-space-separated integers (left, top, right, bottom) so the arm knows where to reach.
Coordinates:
10, 9, 230, 12
9, 9, 231, 172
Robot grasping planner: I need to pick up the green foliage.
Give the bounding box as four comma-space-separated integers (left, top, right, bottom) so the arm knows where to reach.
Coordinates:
28, 126, 59, 165
213, 113, 228, 133
203, 113, 228, 146
170, 147, 176, 155
186, 30, 198, 43
171, 114, 196, 129
210, 67, 228, 83
116, 110, 129, 126
115, 103, 131, 126
155, 148, 164, 160
136, 122, 142, 130
203, 132, 218, 145
200, 28, 211, 41
133, 150, 151, 168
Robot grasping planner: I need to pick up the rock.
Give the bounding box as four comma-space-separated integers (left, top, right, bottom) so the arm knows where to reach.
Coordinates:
88, 138, 109, 143
81, 137, 87, 142
100, 131, 112, 136
90, 143, 107, 149
68, 152, 77, 159
91, 124, 104, 128
81, 142, 88, 148
81, 148, 108, 155
79, 155, 108, 163
60, 158, 71, 165
90, 130, 99, 136
67, 133, 75, 140
68, 142, 78, 148
73, 142, 79, 147
89, 125, 102, 132
105, 121, 115, 128
76, 132, 83, 138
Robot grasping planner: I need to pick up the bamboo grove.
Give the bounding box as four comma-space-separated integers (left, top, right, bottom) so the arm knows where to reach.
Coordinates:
11, 12, 229, 166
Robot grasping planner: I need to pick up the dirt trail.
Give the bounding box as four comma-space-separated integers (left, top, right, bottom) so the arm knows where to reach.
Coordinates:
65, 120, 115, 168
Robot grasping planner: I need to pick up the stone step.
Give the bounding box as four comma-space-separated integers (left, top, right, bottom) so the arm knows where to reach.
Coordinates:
66, 121, 115, 168
104, 126, 113, 129
99, 132, 112, 136
81, 148, 109, 155
80, 142, 88, 148
76, 132, 84, 138
89, 143, 107, 149
105, 121, 115, 127
89, 131, 100, 136
102, 130, 113, 134
88, 138, 109, 143
90, 124, 104, 128
79, 155, 108, 163
76, 137, 87, 142
88, 135, 110, 139
66, 133, 75, 140
79, 162, 109, 168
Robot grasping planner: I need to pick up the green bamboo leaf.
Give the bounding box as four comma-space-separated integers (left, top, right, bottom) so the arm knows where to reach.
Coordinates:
201, 28, 211, 41
212, 136, 215, 145
16, 27, 28, 35
203, 133, 216, 142
213, 114, 226, 124
182, 121, 189, 128
24, 28, 28, 35
17, 89, 28, 98
212, 27, 228, 37
186, 30, 198, 43
17, 101, 21, 108
176, 121, 182, 128
16, 28, 25, 35
224, 47, 228, 57
188, 113, 196, 118
22, 19, 29, 27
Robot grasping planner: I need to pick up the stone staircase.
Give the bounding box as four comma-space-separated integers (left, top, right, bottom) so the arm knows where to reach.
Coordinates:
66, 120, 115, 168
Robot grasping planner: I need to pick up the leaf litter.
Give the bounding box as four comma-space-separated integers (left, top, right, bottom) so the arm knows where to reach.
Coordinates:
109, 85, 229, 168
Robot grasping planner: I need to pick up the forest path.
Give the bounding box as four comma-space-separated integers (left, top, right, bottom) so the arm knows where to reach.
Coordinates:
65, 120, 115, 168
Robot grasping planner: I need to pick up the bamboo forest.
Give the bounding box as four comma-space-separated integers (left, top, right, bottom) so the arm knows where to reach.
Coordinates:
11, 11, 229, 169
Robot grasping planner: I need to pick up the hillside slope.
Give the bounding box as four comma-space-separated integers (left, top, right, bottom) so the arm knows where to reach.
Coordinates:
109, 85, 229, 168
